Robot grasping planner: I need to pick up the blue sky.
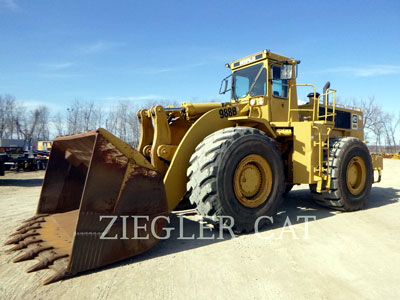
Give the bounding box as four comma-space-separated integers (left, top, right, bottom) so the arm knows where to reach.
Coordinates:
0, 0, 399, 113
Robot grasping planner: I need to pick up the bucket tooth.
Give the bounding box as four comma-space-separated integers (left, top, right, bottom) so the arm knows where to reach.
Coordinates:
26, 261, 47, 273
5, 245, 23, 253
13, 246, 53, 263
4, 129, 169, 284
26, 254, 69, 273
4, 236, 21, 246
43, 268, 69, 285
16, 219, 45, 231
22, 214, 49, 223
5, 238, 43, 253
4, 232, 39, 246
11, 225, 42, 236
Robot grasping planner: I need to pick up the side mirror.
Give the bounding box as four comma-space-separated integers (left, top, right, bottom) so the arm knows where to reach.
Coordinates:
271, 63, 299, 81
280, 64, 293, 80
219, 76, 231, 94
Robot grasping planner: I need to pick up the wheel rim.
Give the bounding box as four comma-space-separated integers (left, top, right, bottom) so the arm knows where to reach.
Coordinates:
233, 154, 272, 208
346, 156, 366, 195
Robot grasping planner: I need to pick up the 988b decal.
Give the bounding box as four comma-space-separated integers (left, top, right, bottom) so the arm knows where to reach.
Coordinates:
219, 107, 237, 119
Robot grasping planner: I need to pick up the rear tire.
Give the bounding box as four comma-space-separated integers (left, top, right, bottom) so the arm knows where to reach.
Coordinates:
310, 137, 373, 211
187, 127, 285, 233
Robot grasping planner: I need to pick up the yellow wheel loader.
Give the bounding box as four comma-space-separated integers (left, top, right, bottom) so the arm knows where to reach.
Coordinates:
5, 50, 383, 284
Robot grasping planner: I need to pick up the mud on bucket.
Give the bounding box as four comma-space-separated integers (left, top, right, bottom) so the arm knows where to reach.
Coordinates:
4, 129, 168, 284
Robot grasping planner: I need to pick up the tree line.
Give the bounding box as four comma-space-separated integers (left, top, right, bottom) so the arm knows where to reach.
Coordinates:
0, 94, 49, 146
0, 94, 178, 148
345, 97, 400, 153
0, 93, 399, 152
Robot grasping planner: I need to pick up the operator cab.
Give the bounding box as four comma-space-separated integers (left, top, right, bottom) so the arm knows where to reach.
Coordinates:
219, 49, 298, 104
219, 49, 300, 122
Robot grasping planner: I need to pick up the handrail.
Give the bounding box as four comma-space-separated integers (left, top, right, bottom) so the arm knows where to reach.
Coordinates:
289, 84, 337, 125
322, 88, 336, 123
312, 125, 332, 190
312, 125, 323, 177
289, 84, 318, 122
335, 103, 361, 111
293, 84, 335, 191
325, 126, 332, 179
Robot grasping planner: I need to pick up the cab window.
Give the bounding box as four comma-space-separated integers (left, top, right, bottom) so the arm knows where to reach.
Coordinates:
232, 63, 266, 98
271, 65, 289, 98
249, 68, 266, 96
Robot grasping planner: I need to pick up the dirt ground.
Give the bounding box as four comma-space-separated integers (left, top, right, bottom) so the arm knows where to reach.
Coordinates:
0, 160, 399, 300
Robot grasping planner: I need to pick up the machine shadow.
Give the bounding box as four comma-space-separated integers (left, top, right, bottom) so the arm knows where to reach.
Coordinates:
76, 186, 399, 280
270, 188, 337, 228
267, 186, 399, 229
77, 212, 233, 279
366, 187, 399, 209
0, 178, 44, 187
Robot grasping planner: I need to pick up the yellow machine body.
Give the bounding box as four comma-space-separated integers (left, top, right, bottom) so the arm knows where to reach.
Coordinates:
5, 49, 383, 284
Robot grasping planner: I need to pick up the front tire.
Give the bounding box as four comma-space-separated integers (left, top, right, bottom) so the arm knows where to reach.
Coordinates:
310, 137, 373, 211
187, 127, 285, 233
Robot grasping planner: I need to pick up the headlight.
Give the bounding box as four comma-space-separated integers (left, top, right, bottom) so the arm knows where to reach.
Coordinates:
249, 99, 256, 106
258, 98, 264, 105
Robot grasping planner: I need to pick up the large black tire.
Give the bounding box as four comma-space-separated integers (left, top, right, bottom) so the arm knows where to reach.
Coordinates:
310, 137, 373, 211
187, 127, 285, 233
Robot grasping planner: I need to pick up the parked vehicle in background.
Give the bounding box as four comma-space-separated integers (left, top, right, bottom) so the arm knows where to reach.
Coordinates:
37, 140, 53, 152
0, 139, 49, 176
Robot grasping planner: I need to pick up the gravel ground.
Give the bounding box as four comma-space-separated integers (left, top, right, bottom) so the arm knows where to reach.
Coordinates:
0, 160, 399, 300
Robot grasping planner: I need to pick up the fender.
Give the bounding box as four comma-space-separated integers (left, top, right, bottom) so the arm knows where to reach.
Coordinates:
228, 116, 277, 139
164, 107, 236, 211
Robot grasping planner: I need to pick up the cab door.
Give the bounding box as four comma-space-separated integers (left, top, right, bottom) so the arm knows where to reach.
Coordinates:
269, 65, 289, 122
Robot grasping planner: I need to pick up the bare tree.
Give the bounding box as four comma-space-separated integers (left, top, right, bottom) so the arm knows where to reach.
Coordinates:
346, 97, 389, 152
34, 106, 50, 140
117, 101, 129, 141
65, 99, 81, 134
53, 112, 65, 136
105, 105, 118, 134
0, 96, 184, 147
381, 112, 400, 153
0, 94, 16, 139
82, 101, 95, 131
328, 96, 400, 153
127, 106, 140, 148
0, 95, 8, 138
15, 107, 41, 148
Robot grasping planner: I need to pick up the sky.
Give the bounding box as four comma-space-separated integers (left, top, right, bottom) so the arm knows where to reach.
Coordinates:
0, 0, 399, 114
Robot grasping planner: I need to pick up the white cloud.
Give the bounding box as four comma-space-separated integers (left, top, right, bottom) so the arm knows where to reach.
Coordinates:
0, 0, 18, 10
298, 99, 307, 105
131, 62, 207, 75
38, 62, 75, 70
95, 95, 180, 108
318, 65, 400, 77
18, 99, 65, 111
75, 41, 122, 54
99, 95, 168, 102
35, 72, 83, 79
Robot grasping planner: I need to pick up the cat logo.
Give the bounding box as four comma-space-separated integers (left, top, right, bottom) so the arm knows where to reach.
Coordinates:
352, 113, 358, 129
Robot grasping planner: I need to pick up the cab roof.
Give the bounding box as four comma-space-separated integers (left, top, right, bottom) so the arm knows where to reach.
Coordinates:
229, 50, 293, 70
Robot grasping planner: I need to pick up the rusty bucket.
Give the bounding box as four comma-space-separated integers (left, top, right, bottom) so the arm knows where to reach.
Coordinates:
4, 129, 168, 284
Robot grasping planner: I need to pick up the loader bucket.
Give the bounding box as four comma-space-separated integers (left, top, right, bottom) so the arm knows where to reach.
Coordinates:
5, 129, 168, 284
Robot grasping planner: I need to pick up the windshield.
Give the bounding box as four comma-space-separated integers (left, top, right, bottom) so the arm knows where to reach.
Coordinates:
232, 63, 266, 99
